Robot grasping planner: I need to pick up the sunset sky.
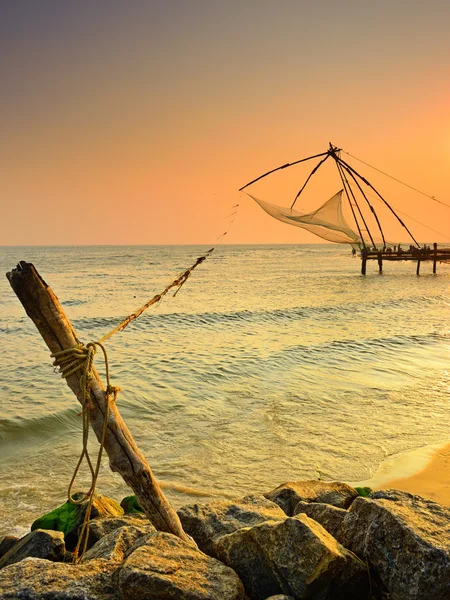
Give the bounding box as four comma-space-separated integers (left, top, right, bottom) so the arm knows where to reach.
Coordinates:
1, 0, 450, 245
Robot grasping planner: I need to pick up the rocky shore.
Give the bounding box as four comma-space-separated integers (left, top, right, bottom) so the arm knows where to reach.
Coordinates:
1, 480, 450, 599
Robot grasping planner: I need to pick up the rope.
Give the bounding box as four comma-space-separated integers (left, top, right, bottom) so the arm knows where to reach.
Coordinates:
50, 248, 214, 563
52, 342, 120, 563
98, 248, 214, 344
341, 149, 450, 210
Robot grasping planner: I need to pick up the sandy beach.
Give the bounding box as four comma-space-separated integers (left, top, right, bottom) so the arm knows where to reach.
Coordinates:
377, 442, 450, 506
355, 442, 450, 507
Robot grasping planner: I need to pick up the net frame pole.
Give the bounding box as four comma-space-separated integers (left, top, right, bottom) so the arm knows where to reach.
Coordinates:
338, 160, 387, 248
338, 162, 376, 248
336, 155, 420, 247
290, 153, 331, 209
335, 160, 367, 249
329, 145, 377, 248
239, 151, 329, 191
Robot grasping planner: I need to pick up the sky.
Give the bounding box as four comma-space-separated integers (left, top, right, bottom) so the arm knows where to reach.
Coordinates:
1, 0, 450, 245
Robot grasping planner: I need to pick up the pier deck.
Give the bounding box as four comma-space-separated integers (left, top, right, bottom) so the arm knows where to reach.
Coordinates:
360, 244, 450, 274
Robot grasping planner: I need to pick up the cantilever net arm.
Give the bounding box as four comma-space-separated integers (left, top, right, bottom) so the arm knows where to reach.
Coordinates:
239, 151, 330, 192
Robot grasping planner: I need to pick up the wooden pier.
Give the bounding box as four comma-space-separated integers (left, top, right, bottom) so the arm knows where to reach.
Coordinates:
360, 243, 450, 275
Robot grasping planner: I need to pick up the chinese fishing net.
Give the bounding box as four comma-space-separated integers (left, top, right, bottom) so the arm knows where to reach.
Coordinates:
248, 190, 366, 245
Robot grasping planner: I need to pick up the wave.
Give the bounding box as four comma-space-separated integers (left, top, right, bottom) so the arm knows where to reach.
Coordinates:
137, 330, 445, 387
71, 293, 448, 334
0, 408, 80, 445
61, 299, 87, 306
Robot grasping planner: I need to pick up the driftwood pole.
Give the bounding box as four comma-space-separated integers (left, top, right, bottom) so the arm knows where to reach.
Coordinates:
6, 261, 191, 543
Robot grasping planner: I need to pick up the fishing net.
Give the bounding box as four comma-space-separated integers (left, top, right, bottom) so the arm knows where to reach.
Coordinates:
249, 190, 364, 245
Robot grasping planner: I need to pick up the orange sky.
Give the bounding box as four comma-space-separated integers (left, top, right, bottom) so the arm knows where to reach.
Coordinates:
1, 1, 450, 245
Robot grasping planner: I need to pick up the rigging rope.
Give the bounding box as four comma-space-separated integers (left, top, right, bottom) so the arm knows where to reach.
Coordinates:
341, 149, 450, 210
98, 248, 214, 344
357, 183, 450, 242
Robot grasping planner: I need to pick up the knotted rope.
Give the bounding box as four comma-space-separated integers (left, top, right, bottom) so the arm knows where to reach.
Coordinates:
51, 249, 213, 562
51, 342, 120, 563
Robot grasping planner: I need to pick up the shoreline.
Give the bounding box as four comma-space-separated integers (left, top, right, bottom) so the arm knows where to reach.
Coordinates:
352, 441, 450, 506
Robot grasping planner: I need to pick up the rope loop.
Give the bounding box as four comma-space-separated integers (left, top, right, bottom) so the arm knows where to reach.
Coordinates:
51, 340, 119, 563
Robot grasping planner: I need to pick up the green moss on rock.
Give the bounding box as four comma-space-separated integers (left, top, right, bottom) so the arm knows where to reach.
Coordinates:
32, 501, 80, 538
355, 487, 372, 498
120, 495, 144, 514
31, 492, 124, 550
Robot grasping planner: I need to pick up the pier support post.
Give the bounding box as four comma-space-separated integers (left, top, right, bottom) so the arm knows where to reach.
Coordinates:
6, 262, 191, 543
361, 258, 367, 275
433, 242, 437, 274
416, 259, 421, 275
377, 252, 383, 274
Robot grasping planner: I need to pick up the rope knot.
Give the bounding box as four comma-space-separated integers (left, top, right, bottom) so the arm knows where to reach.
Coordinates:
106, 384, 121, 403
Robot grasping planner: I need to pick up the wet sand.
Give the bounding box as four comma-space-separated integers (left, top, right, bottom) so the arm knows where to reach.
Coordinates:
351, 441, 450, 507
377, 442, 450, 506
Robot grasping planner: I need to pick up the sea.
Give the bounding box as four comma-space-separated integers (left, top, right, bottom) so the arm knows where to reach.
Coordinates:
1, 244, 450, 538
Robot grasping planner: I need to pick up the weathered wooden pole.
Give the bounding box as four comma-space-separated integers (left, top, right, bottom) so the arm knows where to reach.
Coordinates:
416, 258, 421, 275
377, 252, 383, 274
6, 261, 191, 543
433, 242, 437, 274
361, 257, 367, 275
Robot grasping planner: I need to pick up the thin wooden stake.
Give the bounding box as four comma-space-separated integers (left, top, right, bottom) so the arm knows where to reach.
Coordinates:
361, 257, 367, 275
6, 262, 191, 543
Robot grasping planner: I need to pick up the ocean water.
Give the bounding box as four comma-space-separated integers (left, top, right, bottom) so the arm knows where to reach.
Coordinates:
0, 244, 449, 537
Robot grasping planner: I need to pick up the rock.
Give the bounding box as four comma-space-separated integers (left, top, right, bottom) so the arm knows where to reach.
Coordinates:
117, 530, 245, 599
120, 495, 144, 514
264, 596, 295, 600
31, 492, 124, 550
293, 501, 347, 539
264, 481, 358, 515
177, 494, 285, 556
83, 524, 156, 562
340, 490, 450, 600
0, 556, 117, 599
0, 529, 65, 569
0, 536, 19, 560
215, 514, 369, 600
87, 514, 152, 547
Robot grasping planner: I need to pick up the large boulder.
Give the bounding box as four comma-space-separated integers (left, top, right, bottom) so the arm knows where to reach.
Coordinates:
215, 514, 369, 600
0, 529, 65, 569
83, 524, 156, 562
117, 531, 245, 599
177, 495, 285, 556
0, 557, 117, 599
293, 501, 347, 539
264, 481, 358, 515
339, 489, 450, 600
31, 493, 124, 550
87, 514, 152, 548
